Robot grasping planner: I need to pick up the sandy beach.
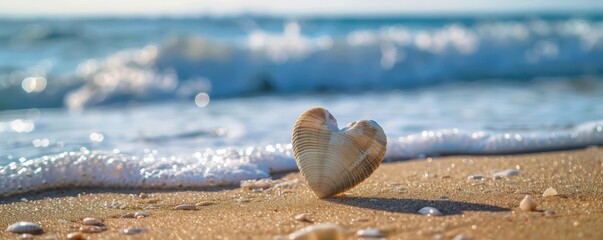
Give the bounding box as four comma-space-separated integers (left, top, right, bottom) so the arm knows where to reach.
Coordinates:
1, 148, 602, 239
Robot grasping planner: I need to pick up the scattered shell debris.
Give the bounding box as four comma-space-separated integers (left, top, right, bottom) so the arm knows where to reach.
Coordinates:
543, 187, 558, 197
66, 232, 85, 240
175, 204, 197, 210
119, 227, 148, 235
356, 228, 384, 238
492, 169, 521, 178
82, 218, 102, 226
145, 205, 159, 210
6, 222, 44, 234
418, 207, 443, 216
467, 175, 484, 180
520, 195, 537, 211
288, 223, 346, 240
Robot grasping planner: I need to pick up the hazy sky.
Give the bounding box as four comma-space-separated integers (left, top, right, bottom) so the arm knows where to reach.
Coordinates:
2, 0, 603, 17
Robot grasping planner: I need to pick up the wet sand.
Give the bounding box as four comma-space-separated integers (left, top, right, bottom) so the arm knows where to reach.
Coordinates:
1, 148, 602, 239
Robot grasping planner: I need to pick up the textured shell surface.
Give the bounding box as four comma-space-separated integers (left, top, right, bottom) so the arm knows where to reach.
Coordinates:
6, 222, 43, 234
292, 107, 387, 198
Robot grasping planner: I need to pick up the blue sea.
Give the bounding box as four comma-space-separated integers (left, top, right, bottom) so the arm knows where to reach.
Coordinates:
1, 14, 603, 196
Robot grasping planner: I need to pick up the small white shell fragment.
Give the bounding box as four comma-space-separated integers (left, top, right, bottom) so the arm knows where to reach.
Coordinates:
418, 207, 443, 216
492, 169, 521, 178
356, 228, 384, 237
175, 204, 197, 210
542, 187, 558, 197
66, 232, 85, 240
288, 223, 346, 240
520, 195, 537, 211
82, 218, 102, 226
467, 175, 484, 180
294, 213, 310, 222
134, 212, 150, 218
119, 227, 148, 235
6, 222, 44, 234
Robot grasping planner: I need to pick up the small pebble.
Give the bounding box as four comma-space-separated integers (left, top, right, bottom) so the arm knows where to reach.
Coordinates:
118, 227, 148, 235
82, 218, 102, 226
67, 232, 85, 240
134, 212, 150, 218
175, 204, 197, 210
139, 193, 149, 199
18, 233, 33, 240
542, 187, 558, 197
492, 169, 521, 178
121, 213, 135, 218
438, 195, 449, 199
6, 222, 44, 234
197, 201, 214, 206
294, 213, 310, 222
145, 205, 159, 210
289, 224, 346, 240
418, 207, 443, 216
79, 226, 106, 233
520, 195, 537, 211
356, 229, 384, 238
467, 175, 484, 180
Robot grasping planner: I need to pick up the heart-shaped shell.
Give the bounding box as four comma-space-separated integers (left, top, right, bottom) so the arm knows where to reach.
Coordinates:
292, 107, 387, 198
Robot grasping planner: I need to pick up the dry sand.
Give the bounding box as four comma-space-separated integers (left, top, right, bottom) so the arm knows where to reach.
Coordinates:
1, 148, 603, 239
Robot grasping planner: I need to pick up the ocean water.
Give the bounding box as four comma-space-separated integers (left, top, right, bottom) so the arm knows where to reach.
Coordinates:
1, 14, 603, 196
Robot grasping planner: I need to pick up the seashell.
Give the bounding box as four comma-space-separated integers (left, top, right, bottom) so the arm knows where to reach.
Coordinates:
519, 195, 537, 211
542, 187, 558, 197
292, 107, 387, 198
6, 222, 44, 234
418, 206, 443, 216
82, 218, 102, 226
134, 212, 149, 218
174, 204, 197, 210
66, 232, 85, 240
289, 223, 346, 240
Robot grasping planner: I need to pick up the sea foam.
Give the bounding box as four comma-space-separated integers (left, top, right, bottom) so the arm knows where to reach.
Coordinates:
2, 120, 601, 196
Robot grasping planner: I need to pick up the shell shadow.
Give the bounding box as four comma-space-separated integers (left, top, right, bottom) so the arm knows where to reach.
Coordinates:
326, 197, 510, 215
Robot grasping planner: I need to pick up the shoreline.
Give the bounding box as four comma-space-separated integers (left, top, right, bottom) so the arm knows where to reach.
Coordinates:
1, 148, 602, 239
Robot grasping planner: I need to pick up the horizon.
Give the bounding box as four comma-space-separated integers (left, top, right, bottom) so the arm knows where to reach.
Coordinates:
2, 0, 603, 18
